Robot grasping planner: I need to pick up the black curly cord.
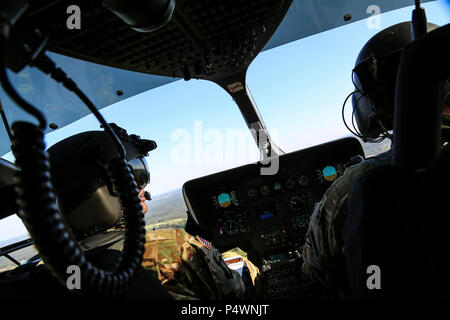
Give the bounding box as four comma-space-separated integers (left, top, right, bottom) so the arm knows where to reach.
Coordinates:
0, 41, 46, 130
0, 44, 146, 296
0, 98, 13, 141
11, 122, 85, 289
11, 122, 146, 297
106, 158, 147, 274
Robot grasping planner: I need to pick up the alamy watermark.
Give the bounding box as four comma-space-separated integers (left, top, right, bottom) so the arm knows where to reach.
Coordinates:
66, 265, 81, 290
366, 5, 382, 30
170, 121, 280, 175
66, 5, 81, 30
366, 264, 381, 290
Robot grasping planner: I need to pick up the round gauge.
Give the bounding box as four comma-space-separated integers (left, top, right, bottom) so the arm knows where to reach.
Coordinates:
247, 187, 257, 198
218, 216, 239, 236
285, 177, 296, 189
260, 185, 270, 195
288, 194, 307, 212
218, 193, 232, 208
323, 166, 337, 182
292, 215, 309, 231
298, 175, 309, 186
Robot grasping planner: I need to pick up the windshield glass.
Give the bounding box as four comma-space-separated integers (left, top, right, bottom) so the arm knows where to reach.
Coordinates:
1, 1, 449, 262
0, 79, 261, 259
248, 1, 450, 155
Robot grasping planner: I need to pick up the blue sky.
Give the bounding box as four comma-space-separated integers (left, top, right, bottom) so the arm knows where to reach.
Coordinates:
1, 1, 449, 244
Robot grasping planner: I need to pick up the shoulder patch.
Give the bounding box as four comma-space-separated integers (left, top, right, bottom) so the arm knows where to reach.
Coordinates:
196, 235, 212, 250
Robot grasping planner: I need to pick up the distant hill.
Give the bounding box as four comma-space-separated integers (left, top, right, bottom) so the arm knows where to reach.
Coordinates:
145, 188, 188, 225
0, 235, 29, 248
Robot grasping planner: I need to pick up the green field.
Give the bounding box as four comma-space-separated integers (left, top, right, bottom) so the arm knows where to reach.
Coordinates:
145, 218, 187, 231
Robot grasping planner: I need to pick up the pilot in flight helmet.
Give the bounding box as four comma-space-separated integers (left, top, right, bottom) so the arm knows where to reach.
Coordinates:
350, 21, 439, 142
47, 124, 156, 238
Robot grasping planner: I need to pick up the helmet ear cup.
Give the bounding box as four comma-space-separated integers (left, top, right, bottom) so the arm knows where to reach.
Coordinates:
351, 88, 379, 139
352, 57, 386, 140
352, 55, 397, 140
349, 22, 439, 141
60, 185, 122, 235
48, 126, 155, 238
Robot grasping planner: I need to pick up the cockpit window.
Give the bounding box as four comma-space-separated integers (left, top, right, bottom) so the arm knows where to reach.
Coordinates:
0, 215, 36, 272
1, 79, 261, 249
248, 1, 449, 157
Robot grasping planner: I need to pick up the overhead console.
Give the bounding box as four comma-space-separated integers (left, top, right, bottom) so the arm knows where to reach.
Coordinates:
183, 137, 364, 259
25, 0, 292, 81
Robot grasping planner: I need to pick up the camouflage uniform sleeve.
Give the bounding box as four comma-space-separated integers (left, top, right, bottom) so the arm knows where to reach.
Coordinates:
302, 160, 377, 291
141, 228, 245, 300
183, 236, 246, 299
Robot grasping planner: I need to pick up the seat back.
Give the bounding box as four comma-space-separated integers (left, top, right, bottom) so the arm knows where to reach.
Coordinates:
345, 24, 450, 299
346, 149, 450, 298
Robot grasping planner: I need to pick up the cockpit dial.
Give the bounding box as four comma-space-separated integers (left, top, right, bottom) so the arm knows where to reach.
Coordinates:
287, 194, 307, 213
217, 211, 248, 237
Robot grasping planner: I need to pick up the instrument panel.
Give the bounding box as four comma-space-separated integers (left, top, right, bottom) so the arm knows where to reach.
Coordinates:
183, 137, 364, 266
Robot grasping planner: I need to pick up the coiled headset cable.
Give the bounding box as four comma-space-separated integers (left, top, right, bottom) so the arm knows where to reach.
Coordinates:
0, 39, 146, 297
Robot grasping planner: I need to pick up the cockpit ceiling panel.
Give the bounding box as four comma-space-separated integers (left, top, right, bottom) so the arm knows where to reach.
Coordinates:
26, 0, 290, 80
25, 0, 435, 79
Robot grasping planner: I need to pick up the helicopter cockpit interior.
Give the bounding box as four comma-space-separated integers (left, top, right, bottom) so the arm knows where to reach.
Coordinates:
0, 0, 449, 301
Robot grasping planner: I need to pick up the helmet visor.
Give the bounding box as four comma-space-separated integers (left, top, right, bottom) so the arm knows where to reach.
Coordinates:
128, 158, 150, 190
